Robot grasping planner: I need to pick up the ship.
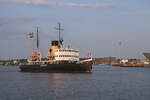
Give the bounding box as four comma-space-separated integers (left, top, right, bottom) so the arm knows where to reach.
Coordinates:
19, 23, 93, 72
143, 52, 150, 67
143, 53, 150, 60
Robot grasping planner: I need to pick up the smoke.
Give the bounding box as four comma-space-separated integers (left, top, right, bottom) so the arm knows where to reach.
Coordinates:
0, 0, 119, 8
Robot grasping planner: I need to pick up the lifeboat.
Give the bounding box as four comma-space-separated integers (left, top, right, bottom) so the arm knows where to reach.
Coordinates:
29, 53, 40, 58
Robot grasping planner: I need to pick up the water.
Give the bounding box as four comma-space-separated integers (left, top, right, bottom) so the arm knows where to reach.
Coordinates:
0, 66, 150, 100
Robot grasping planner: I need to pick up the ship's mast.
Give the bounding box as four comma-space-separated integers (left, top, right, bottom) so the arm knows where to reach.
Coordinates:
37, 27, 39, 49
56, 22, 64, 46
36, 27, 42, 60
119, 41, 122, 62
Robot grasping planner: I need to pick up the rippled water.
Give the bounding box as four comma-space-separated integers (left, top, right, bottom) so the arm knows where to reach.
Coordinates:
0, 65, 150, 100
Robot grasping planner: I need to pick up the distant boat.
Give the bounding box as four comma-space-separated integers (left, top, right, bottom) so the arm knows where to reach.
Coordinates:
120, 64, 144, 67
143, 53, 150, 60
112, 63, 145, 67
19, 23, 92, 72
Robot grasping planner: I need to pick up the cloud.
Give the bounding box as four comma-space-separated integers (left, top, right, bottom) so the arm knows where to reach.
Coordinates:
123, 10, 150, 15
14, 16, 38, 22
0, 0, 120, 8
0, 16, 37, 23
0, 16, 37, 40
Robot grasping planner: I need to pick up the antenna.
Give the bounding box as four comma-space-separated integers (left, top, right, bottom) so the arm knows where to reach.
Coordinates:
56, 22, 64, 45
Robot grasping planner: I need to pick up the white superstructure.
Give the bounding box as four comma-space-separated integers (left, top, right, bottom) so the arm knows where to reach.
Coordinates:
54, 48, 79, 62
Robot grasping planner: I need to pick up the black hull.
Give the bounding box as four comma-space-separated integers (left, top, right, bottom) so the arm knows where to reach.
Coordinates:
19, 62, 92, 72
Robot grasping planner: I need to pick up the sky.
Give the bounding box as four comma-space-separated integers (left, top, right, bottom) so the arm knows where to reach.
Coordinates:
0, 0, 150, 59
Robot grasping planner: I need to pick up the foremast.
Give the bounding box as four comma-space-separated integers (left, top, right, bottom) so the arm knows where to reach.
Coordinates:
29, 27, 42, 61
36, 27, 42, 61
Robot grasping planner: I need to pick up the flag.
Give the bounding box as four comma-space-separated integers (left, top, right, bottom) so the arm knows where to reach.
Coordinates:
29, 32, 34, 39
88, 52, 92, 56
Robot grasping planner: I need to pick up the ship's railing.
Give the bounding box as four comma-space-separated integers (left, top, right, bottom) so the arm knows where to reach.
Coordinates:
20, 59, 81, 65
77, 58, 93, 64
20, 60, 55, 65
